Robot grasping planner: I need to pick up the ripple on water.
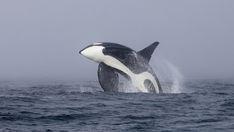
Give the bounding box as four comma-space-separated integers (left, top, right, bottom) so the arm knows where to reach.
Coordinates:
0, 80, 234, 132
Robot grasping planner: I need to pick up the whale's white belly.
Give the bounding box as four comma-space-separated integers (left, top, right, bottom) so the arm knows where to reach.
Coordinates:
102, 55, 159, 93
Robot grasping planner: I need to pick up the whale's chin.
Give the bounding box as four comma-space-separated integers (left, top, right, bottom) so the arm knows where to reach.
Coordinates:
81, 55, 101, 63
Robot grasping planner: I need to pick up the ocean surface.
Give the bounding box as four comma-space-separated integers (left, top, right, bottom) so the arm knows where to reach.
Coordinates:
0, 80, 234, 132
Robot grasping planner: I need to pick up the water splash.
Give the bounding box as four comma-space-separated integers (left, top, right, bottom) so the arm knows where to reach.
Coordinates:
118, 58, 185, 93
117, 57, 185, 93
118, 76, 139, 93
152, 58, 185, 93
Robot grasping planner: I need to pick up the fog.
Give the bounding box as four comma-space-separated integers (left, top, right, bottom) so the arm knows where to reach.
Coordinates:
0, 0, 233, 81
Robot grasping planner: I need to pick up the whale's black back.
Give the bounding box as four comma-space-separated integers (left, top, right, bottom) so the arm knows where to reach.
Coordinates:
100, 43, 149, 74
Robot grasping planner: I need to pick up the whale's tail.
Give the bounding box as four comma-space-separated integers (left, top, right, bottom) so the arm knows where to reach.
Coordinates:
137, 42, 159, 63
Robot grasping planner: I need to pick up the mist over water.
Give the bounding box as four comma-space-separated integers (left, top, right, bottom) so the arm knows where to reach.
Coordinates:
1, 0, 234, 80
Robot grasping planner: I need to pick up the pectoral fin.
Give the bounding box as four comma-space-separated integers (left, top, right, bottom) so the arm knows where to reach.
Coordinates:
98, 63, 119, 92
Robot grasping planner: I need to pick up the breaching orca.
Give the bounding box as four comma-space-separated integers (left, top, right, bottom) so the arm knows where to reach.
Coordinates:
79, 42, 162, 93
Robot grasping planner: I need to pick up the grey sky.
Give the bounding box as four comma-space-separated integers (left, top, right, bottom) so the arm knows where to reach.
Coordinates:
0, 0, 233, 80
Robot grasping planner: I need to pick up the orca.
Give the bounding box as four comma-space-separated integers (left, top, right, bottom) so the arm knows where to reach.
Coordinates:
79, 42, 162, 93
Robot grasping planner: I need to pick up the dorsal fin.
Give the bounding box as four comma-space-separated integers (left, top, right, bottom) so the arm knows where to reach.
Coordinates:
137, 42, 159, 63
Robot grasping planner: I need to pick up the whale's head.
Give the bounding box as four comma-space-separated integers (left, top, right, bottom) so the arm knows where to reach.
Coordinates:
80, 42, 135, 63
79, 43, 105, 63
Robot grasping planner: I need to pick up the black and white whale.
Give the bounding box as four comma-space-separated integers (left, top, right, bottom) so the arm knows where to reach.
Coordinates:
79, 42, 162, 93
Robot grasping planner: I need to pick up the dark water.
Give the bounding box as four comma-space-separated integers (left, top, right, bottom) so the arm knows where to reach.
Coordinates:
0, 80, 234, 132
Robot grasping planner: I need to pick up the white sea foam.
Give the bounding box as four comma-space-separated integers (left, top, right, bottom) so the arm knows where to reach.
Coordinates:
118, 76, 139, 93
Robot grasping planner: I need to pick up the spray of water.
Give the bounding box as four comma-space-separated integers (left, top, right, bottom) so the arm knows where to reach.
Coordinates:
152, 58, 185, 93
118, 57, 185, 93
118, 76, 139, 93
